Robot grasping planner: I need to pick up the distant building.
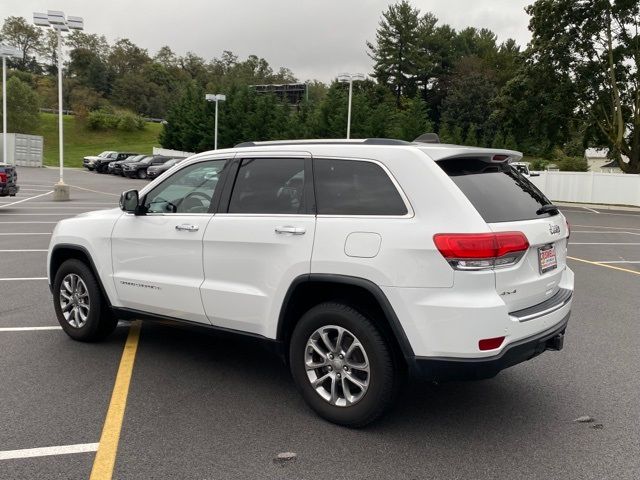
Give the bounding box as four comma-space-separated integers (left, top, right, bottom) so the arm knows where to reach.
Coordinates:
251, 83, 308, 104
584, 148, 627, 172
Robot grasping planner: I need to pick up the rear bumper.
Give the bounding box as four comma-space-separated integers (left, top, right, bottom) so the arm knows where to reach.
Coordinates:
411, 312, 569, 381
0, 184, 19, 196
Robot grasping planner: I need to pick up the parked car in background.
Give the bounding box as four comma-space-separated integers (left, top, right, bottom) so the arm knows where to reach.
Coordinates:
122, 155, 174, 179
146, 157, 186, 179
94, 152, 138, 173
511, 162, 540, 177
83, 151, 116, 171
108, 155, 150, 176
0, 163, 19, 196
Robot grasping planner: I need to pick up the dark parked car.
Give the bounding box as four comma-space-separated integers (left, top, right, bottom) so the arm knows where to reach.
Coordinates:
83, 151, 116, 170
94, 152, 138, 173
108, 155, 150, 176
122, 155, 174, 179
146, 158, 186, 179
0, 163, 19, 197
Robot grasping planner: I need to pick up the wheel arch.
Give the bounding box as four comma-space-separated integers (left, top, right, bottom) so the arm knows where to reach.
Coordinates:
49, 244, 112, 307
277, 274, 414, 365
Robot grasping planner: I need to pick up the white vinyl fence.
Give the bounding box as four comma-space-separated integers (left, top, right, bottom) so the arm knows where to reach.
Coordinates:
529, 171, 640, 207
152, 147, 195, 158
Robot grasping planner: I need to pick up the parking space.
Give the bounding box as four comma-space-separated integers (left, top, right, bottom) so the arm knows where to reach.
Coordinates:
1, 169, 639, 479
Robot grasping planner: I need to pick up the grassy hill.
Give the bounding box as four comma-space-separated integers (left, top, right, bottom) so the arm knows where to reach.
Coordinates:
35, 113, 163, 168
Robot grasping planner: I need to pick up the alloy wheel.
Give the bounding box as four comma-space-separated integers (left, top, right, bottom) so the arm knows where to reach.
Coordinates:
59, 273, 91, 328
304, 325, 370, 407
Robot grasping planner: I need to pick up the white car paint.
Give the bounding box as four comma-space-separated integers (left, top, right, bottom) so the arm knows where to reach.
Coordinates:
48, 141, 573, 359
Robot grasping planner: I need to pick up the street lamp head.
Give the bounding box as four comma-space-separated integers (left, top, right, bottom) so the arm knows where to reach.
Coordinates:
47, 10, 66, 25
33, 12, 50, 27
205, 93, 226, 102
337, 73, 366, 83
67, 16, 84, 30
33, 11, 83, 32
0, 44, 20, 58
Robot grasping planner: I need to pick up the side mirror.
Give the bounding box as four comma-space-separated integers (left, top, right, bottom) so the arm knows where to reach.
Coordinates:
119, 190, 142, 214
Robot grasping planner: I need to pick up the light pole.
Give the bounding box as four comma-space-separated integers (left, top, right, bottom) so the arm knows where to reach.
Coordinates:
205, 94, 226, 150
0, 44, 20, 165
337, 73, 365, 139
33, 11, 84, 201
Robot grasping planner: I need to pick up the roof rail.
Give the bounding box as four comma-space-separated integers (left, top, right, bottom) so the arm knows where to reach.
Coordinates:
234, 138, 411, 148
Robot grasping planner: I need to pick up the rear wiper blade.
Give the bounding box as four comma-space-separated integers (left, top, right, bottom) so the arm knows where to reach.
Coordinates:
536, 204, 559, 215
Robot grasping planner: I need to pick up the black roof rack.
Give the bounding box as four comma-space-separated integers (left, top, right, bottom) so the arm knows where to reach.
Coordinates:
234, 138, 411, 148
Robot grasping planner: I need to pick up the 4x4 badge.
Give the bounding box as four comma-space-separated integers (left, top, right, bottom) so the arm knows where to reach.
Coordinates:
549, 224, 561, 235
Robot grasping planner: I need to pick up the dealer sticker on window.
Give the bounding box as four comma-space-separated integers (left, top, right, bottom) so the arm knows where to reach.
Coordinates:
538, 244, 557, 274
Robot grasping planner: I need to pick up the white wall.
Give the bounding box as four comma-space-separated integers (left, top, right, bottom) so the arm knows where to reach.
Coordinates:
152, 147, 194, 158
0, 133, 43, 167
530, 171, 640, 207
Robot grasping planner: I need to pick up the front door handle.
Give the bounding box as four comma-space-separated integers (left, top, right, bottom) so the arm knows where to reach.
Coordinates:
275, 226, 306, 235
175, 224, 199, 232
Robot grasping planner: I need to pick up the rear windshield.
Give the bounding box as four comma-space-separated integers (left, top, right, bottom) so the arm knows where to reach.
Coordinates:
437, 157, 553, 223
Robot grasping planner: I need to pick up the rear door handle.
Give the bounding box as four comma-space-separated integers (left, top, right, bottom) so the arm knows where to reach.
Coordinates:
175, 224, 199, 232
275, 226, 306, 235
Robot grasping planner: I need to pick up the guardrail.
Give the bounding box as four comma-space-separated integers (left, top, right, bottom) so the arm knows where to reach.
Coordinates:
530, 171, 640, 207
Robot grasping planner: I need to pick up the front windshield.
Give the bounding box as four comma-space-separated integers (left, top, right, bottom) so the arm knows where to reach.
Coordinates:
140, 157, 155, 165
126, 155, 145, 162
98, 151, 112, 157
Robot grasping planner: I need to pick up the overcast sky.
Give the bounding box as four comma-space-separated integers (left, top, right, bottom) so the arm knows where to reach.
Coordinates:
2, 0, 533, 82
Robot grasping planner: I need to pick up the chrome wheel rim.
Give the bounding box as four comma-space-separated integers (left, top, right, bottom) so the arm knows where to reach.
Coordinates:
59, 274, 90, 328
304, 325, 370, 407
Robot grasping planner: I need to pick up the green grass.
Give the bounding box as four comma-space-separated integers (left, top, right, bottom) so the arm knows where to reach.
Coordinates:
34, 113, 163, 168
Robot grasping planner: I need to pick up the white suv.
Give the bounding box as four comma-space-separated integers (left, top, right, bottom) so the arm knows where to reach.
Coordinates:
48, 139, 573, 426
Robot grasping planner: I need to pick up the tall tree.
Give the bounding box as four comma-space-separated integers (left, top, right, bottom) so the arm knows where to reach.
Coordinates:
0, 76, 40, 133
0, 16, 42, 70
367, 1, 421, 106
527, 0, 640, 172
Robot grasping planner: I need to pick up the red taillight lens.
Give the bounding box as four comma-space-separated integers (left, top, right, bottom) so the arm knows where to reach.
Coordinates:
479, 336, 505, 351
433, 232, 529, 259
0, 173, 6, 183
433, 232, 529, 270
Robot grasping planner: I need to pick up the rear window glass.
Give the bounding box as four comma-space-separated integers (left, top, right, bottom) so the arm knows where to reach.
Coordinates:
314, 159, 407, 215
437, 158, 552, 223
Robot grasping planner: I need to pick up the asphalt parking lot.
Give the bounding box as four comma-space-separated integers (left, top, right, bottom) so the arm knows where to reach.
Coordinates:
1, 167, 638, 479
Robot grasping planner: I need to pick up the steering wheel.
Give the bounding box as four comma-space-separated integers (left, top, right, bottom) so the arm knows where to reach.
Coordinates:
180, 191, 212, 212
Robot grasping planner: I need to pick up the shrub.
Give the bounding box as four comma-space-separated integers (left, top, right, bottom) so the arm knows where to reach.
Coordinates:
87, 109, 144, 131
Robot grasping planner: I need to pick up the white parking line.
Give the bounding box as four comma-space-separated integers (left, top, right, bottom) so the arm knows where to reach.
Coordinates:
0, 249, 47, 252
0, 232, 51, 235
570, 242, 640, 245
0, 191, 53, 209
0, 277, 47, 281
596, 260, 640, 264
0, 443, 98, 460
0, 326, 62, 332
0, 213, 75, 216
7, 207, 109, 210
68, 184, 120, 197
0, 221, 58, 224
572, 230, 640, 236
572, 224, 640, 232
581, 206, 600, 213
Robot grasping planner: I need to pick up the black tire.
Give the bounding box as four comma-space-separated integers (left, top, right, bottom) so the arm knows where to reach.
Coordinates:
137, 169, 147, 179
289, 302, 398, 427
53, 259, 117, 342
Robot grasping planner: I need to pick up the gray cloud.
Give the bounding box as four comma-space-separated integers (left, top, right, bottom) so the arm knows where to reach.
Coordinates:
2, 0, 532, 82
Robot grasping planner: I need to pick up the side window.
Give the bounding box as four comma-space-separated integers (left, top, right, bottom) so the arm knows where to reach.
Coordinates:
228, 158, 305, 214
144, 160, 227, 214
314, 159, 408, 215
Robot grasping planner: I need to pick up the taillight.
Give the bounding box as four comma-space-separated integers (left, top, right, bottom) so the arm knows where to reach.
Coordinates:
433, 232, 529, 270
0, 173, 6, 183
479, 336, 505, 351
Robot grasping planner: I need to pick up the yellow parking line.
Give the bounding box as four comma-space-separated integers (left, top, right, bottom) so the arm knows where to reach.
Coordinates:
90, 321, 141, 480
567, 256, 640, 276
